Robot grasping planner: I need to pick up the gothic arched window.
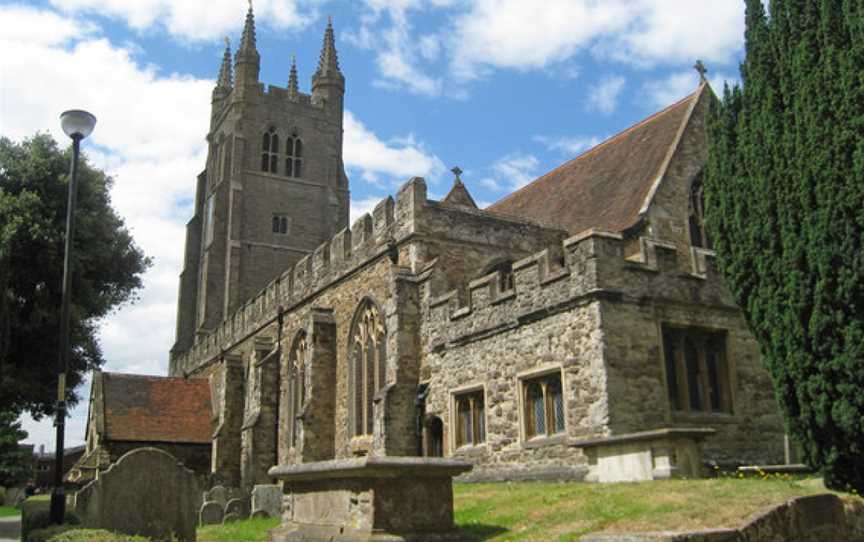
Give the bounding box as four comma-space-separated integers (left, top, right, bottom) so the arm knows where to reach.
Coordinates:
688, 173, 712, 249
285, 331, 307, 449
285, 136, 303, 178
348, 299, 386, 437
261, 128, 279, 174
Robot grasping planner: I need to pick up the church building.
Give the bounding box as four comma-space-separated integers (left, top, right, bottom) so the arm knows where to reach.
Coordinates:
80, 6, 787, 490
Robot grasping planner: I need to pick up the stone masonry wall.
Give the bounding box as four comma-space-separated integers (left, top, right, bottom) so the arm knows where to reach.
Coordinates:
423, 305, 605, 481
420, 228, 785, 478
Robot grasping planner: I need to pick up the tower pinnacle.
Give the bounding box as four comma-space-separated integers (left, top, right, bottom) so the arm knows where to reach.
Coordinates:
288, 55, 299, 100
313, 17, 343, 81
216, 37, 233, 90
237, 1, 259, 61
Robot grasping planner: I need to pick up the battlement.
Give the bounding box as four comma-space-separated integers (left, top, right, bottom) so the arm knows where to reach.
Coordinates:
421, 229, 734, 352
170, 178, 429, 375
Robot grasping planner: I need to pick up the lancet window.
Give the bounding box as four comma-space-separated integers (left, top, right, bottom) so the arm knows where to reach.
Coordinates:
688, 173, 712, 249
285, 136, 303, 178
286, 331, 307, 449
348, 299, 387, 437
261, 128, 279, 174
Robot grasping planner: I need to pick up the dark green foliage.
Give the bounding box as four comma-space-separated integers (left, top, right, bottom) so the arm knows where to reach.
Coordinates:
0, 134, 150, 418
705, 0, 864, 492
0, 410, 30, 486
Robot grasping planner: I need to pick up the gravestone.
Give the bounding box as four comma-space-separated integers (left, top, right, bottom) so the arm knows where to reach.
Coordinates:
71, 448, 201, 541
205, 485, 229, 507
251, 484, 281, 518
225, 497, 250, 520
199, 501, 224, 525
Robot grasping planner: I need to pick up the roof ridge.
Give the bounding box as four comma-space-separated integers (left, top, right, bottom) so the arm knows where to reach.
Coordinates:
103, 371, 200, 381
489, 88, 701, 211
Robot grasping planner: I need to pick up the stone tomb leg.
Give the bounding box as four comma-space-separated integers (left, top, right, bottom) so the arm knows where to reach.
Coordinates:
268, 457, 472, 542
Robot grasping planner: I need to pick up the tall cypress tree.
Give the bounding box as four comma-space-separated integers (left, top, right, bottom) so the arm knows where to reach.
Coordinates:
705, 0, 864, 492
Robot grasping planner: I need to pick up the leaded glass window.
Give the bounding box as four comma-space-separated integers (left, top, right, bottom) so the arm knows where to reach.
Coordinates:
523, 372, 565, 439
454, 390, 485, 447
349, 299, 386, 437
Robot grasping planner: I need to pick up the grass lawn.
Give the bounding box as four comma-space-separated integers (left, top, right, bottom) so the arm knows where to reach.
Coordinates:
27, 478, 854, 542
198, 517, 280, 542
0, 505, 21, 517
454, 477, 839, 541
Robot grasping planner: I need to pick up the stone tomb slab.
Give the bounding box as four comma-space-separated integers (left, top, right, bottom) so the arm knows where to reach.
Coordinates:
269, 456, 472, 542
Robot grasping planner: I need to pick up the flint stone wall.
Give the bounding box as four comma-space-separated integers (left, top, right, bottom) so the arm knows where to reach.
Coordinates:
71, 448, 201, 541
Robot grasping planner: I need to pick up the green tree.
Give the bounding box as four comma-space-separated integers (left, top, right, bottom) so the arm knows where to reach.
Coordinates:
0, 410, 30, 487
0, 134, 150, 418
705, 0, 864, 492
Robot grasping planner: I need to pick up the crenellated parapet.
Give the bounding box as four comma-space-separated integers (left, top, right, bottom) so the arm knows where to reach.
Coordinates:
170, 178, 429, 376
421, 229, 733, 353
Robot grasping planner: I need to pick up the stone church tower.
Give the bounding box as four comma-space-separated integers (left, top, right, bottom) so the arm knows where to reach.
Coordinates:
173, 8, 350, 355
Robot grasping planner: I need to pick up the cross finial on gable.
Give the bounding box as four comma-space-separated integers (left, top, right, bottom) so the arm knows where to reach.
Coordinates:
451, 166, 463, 181
694, 59, 708, 81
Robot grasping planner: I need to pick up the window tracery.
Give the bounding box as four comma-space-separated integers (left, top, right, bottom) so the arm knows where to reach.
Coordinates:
286, 331, 307, 449
348, 299, 386, 437
261, 127, 279, 173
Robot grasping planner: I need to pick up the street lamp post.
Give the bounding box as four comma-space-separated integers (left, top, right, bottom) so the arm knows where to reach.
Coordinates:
50, 109, 97, 524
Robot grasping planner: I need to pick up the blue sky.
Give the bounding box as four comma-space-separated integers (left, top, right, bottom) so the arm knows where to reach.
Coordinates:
0, 0, 746, 450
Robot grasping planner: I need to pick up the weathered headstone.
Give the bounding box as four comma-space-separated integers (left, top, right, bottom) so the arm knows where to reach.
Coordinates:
4, 487, 24, 507
71, 448, 201, 541
223, 512, 240, 523
251, 509, 269, 519
251, 484, 281, 518
225, 497, 250, 520
205, 485, 229, 507
199, 501, 224, 526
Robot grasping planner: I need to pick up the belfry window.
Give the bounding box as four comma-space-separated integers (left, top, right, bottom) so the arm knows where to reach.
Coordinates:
272, 214, 289, 235
688, 173, 712, 249
286, 136, 303, 178
348, 299, 386, 438
286, 331, 307, 449
662, 327, 731, 414
522, 371, 565, 439
261, 128, 279, 174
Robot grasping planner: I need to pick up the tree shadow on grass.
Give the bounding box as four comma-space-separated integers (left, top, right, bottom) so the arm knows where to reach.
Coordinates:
458, 523, 509, 541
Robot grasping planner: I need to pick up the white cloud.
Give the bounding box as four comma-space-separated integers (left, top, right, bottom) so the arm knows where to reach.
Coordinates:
343, 111, 446, 185
481, 152, 540, 192
533, 134, 604, 157
47, 0, 320, 42
346, 1, 443, 96
448, 0, 744, 80
586, 75, 626, 114
349, 196, 384, 225
644, 69, 738, 109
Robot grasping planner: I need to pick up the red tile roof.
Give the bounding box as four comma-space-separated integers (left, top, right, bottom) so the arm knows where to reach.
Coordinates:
102, 372, 212, 444
488, 86, 704, 234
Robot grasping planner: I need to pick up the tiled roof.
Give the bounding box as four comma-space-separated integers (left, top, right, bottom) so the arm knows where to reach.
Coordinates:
487, 86, 704, 234
102, 372, 212, 444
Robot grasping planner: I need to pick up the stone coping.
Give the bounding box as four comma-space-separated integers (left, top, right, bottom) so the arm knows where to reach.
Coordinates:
268, 456, 473, 482
571, 427, 716, 449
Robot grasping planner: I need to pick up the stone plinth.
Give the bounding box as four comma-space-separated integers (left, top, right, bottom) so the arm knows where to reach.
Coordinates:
573, 427, 715, 483
268, 457, 472, 542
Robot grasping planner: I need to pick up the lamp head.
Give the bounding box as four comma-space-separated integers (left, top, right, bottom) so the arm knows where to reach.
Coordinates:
60, 110, 97, 140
